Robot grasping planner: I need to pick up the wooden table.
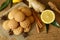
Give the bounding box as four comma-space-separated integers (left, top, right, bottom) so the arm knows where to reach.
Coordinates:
0, 0, 60, 40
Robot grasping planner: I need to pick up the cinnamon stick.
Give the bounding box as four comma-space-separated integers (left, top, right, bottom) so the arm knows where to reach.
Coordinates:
48, 1, 60, 13
36, 24, 40, 33
32, 9, 43, 28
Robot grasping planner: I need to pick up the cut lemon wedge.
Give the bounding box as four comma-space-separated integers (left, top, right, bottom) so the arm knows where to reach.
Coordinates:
41, 10, 55, 24
12, 0, 22, 3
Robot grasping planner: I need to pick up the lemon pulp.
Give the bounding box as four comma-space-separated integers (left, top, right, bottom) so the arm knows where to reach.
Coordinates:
12, 0, 22, 3
41, 10, 55, 24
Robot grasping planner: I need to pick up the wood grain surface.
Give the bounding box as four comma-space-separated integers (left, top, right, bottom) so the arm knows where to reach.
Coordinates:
0, 0, 60, 40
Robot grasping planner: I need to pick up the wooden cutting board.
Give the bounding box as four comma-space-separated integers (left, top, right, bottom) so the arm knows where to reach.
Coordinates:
0, 0, 60, 40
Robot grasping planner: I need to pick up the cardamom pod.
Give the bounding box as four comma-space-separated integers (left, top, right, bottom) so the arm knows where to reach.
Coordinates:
51, 20, 60, 28
0, 0, 12, 11
46, 24, 49, 33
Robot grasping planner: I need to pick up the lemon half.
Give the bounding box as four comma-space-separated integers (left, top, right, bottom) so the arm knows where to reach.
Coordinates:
12, 0, 22, 3
41, 10, 55, 24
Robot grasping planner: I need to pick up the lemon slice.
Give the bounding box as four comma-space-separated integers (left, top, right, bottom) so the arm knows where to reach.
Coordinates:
41, 10, 55, 24
12, 0, 22, 3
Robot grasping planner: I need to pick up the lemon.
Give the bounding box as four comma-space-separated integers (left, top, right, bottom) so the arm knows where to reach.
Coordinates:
12, 0, 22, 3
41, 10, 55, 24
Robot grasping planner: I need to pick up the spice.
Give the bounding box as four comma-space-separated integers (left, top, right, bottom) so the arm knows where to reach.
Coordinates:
9, 29, 14, 35
1, 15, 8, 20
0, 0, 11, 11
27, 0, 45, 12
36, 24, 40, 33
46, 24, 49, 33
51, 20, 60, 28
48, 1, 60, 14
32, 9, 43, 28
23, 32, 29, 38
